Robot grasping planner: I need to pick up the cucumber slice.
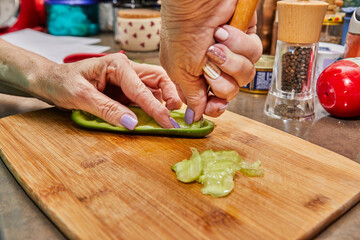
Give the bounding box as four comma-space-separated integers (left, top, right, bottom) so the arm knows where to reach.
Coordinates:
199, 173, 234, 197
171, 148, 203, 183
202, 150, 242, 177
239, 160, 264, 177
71, 107, 214, 138
172, 148, 264, 197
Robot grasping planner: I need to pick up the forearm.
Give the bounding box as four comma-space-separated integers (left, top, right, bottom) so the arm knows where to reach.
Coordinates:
0, 39, 56, 102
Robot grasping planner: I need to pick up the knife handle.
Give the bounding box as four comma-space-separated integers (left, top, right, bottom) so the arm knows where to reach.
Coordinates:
229, 0, 260, 31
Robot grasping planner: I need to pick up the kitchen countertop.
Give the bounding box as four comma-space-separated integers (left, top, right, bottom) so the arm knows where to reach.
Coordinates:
0, 33, 359, 240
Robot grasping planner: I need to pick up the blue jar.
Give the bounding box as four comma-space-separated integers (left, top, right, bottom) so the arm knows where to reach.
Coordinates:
45, 0, 99, 36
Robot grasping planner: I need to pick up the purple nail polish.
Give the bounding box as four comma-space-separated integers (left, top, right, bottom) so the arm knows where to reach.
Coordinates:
120, 114, 138, 130
185, 107, 194, 125
170, 117, 180, 128
218, 103, 229, 112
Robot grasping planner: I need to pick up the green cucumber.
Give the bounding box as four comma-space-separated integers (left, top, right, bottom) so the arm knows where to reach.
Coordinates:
171, 148, 203, 182
198, 173, 234, 197
172, 148, 264, 197
71, 107, 214, 138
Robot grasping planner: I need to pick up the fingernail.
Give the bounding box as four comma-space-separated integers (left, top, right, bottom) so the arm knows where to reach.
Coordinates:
218, 103, 229, 112
207, 46, 226, 65
185, 107, 194, 125
170, 117, 180, 128
120, 114, 138, 130
202, 61, 221, 79
214, 27, 229, 41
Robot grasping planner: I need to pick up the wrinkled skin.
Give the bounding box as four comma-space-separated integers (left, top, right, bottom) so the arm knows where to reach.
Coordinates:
41, 54, 183, 128
0, 39, 182, 129
1, 0, 262, 130
160, 0, 263, 122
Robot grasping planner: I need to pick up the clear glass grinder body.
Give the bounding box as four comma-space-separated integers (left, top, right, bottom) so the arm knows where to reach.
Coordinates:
265, 41, 318, 119
264, 0, 328, 120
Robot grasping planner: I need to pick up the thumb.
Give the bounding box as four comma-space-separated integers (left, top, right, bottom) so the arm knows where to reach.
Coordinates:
179, 75, 208, 125
84, 90, 139, 130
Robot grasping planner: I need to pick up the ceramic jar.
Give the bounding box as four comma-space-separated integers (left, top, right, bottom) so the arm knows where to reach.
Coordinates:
115, 8, 161, 52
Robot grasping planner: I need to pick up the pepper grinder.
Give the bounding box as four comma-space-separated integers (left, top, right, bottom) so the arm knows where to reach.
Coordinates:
344, 7, 360, 58
264, 0, 328, 120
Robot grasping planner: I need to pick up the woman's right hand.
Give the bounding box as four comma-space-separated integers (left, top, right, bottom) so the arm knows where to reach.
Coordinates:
160, 0, 262, 123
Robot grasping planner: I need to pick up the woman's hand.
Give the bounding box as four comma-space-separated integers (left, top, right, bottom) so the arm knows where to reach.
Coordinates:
36, 53, 183, 130
160, 0, 262, 123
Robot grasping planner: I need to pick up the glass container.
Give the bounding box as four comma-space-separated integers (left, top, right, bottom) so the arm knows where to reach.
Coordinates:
264, 0, 328, 120
264, 41, 318, 119
344, 7, 360, 58
320, 14, 344, 44
99, 0, 113, 32
113, 0, 143, 42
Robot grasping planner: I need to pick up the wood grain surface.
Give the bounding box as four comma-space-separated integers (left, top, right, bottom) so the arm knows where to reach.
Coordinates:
1, 107, 360, 240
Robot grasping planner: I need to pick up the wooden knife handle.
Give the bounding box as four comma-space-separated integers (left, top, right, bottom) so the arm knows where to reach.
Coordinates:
229, 0, 260, 31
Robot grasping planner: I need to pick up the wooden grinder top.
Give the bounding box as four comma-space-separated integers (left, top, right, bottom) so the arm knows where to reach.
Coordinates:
277, 0, 328, 44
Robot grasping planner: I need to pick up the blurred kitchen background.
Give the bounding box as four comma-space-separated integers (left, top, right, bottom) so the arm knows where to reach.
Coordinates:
1, 0, 358, 52
0, 0, 359, 96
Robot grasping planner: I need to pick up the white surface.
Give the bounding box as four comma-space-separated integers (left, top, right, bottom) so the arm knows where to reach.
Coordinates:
0, 29, 110, 63
315, 42, 345, 81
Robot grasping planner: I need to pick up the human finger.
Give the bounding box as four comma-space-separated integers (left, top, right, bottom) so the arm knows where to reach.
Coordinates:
213, 25, 262, 64
42, 58, 139, 130
206, 44, 256, 88
202, 62, 240, 102
103, 55, 180, 129
159, 32, 210, 124
130, 61, 183, 110
204, 95, 229, 117
80, 87, 140, 130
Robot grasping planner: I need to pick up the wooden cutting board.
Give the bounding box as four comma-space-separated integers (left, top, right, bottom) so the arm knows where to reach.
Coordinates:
1, 107, 360, 240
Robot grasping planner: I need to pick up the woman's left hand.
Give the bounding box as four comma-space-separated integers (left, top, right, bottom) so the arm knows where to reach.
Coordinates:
36, 53, 183, 129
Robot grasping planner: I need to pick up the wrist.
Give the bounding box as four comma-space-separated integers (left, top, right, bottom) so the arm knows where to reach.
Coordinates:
0, 39, 57, 103
29, 60, 58, 104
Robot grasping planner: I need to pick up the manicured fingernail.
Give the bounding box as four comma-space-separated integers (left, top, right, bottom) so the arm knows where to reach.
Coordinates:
214, 27, 229, 41
120, 114, 138, 130
202, 61, 221, 79
170, 117, 180, 128
207, 46, 226, 65
218, 103, 229, 112
185, 107, 194, 124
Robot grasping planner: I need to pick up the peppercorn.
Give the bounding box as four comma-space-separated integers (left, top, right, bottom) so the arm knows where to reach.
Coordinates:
281, 47, 313, 93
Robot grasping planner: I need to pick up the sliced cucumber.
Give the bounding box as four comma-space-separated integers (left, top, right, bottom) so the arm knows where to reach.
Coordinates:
172, 148, 264, 197
199, 174, 234, 197
171, 148, 203, 183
